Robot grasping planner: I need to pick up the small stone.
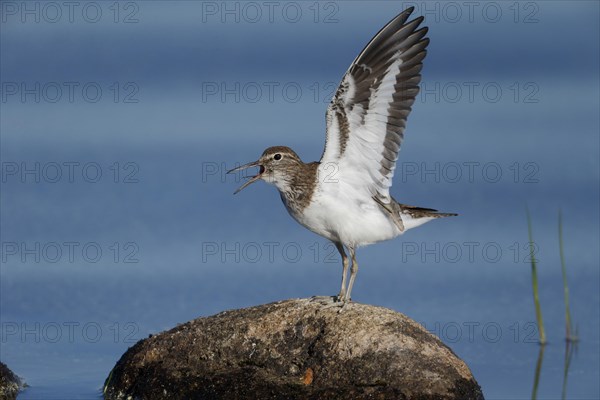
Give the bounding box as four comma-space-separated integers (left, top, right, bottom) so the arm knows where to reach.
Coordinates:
302, 367, 314, 385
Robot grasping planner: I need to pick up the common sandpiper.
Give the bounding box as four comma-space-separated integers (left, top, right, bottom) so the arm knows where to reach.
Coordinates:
228, 7, 456, 305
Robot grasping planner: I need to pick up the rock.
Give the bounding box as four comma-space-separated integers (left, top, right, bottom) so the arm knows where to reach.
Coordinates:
0, 362, 21, 400
104, 298, 483, 400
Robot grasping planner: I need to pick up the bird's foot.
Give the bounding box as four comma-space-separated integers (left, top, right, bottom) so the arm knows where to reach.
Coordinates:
308, 295, 337, 305
308, 295, 351, 312
335, 296, 352, 313
314, 294, 351, 313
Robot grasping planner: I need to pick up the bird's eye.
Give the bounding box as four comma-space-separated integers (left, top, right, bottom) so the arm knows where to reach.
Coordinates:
274, 154, 282, 161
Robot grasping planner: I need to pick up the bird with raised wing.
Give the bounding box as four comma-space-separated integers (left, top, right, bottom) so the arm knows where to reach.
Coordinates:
228, 7, 456, 305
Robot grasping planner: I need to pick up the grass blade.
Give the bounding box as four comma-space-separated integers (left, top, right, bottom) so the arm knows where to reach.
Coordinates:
561, 340, 576, 400
558, 209, 577, 342
531, 344, 546, 400
526, 207, 546, 344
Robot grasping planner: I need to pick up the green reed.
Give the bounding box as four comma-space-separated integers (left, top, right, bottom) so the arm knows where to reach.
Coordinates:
558, 209, 578, 342
526, 207, 546, 345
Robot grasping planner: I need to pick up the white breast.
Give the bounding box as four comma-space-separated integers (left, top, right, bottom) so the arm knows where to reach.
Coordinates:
285, 173, 402, 247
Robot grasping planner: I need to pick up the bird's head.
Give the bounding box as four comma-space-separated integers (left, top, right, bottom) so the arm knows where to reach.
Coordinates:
227, 146, 304, 194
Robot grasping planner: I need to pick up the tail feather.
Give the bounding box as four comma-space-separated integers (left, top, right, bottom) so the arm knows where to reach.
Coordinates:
398, 203, 458, 219
373, 195, 457, 232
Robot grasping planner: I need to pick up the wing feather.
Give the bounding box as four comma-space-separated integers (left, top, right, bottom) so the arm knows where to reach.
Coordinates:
321, 7, 429, 202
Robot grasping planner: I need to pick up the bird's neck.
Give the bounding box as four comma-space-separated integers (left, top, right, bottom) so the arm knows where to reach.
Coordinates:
278, 162, 319, 214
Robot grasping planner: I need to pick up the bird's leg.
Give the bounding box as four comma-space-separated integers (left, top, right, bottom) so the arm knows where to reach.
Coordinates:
335, 242, 349, 303
345, 247, 358, 302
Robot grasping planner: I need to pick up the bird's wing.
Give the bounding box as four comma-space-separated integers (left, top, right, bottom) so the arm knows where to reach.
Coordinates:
320, 7, 428, 202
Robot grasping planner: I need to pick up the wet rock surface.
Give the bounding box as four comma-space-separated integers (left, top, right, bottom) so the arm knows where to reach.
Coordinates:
0, 362, 21, 400
104, 298, 484, 400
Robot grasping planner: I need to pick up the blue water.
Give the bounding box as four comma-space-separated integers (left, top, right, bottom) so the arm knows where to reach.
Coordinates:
1, 2, 599, 399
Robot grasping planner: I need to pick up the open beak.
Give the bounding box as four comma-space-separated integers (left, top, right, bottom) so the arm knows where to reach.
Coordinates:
227, 161, 265, 194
